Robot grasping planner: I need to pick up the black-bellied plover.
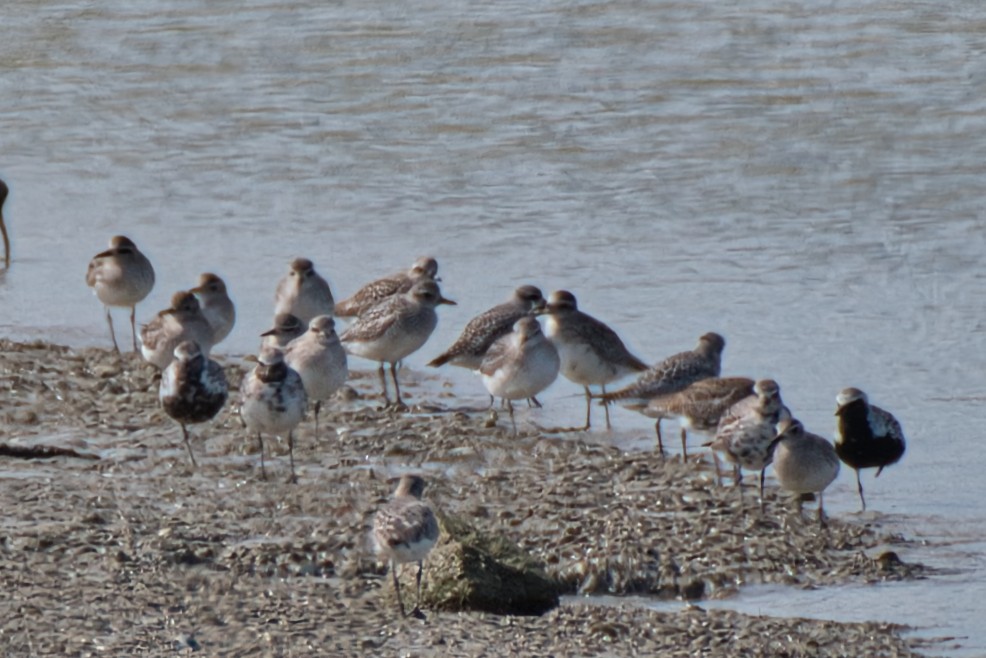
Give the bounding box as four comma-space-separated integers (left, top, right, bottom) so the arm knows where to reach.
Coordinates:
542, 290, 647, 430
769, 417, 841, 527
239, 346, 307, 482
428, 285, 546, 371
140, 291, 215, 370
0, 178, 9, 269
159, 340, 228, 467
601, 332, 725, 452
274, 257, 335, 325
480, 316, 560, 434
340, 280, 455, 407
335, 256, 439, 318
834, 387, 906, 511
260, 312, 306, 349
284, 315, 348, 440
190, 273, 236, 346
625, 377, 754, 456
85, 235, 155, 352
706, 379, 791, 509
373, 474, 440, 620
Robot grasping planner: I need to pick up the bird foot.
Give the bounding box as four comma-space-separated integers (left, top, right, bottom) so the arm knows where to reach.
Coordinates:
409, 607, 426, 620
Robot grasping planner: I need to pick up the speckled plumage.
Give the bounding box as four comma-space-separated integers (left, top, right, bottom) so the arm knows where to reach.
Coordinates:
335, 256, 439, 318
140, 291, 214, 370
481, 316, 559, 433
626, 377, 755, 455
160, 340, 228, 466
601, 332, 725, 405
834, 387, 906, 511
706, 379, 791, 505
274, 257, 334, 325
190, 273, 236, 345
543, 290, 647, 430
240, 346, 307, 482
86, 235, 156, 352
770, 418, 840, 526
340, 280, 454, 406
373, 474, 440, 619
429, 285, 545, 370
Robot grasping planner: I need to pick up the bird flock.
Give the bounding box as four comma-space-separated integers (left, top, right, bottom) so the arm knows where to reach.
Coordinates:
0, 190, 907, 620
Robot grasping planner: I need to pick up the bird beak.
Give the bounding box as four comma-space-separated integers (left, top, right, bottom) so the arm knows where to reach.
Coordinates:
259, 328, 277, 337
439, 296, 457, 306
532, 300, 548, 314
243, 354, 260, 364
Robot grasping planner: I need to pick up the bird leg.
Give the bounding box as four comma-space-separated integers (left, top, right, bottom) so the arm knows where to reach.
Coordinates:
256, 433, 267, 480
655, 420, 665, 457
391, 561, 407, 617
410, 560, 426, 620
582, 386, 592, 431
129, 305, 139, 352
601, 384, 612, 430
680, 428, 688, 458
507, 400, 517, 435
390, 362, 404, 407
313, 400, 322, 443
527, 396, 542, 408
817, 492, 828, 528
377, 363, 390, 404
287, 431, 297, 484
180, 424, 198, 467
759, 467, 767, 513
855, 469, 867, 512
105, 306, 120, 353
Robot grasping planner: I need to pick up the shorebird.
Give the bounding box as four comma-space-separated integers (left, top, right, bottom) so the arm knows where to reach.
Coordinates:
335, 256, 439, 318
705, 379, 791, 509
85, 235, 156, 352
0, 178, 10, 269
239, 346, 307, 482
284, 315, 348, 440
159, 340, 229, 467
769, 418, 841, 527
340, 280, 455, 407
624, 377, 755, 456
260, 312, 306, 349
542, 290, 647, 430
834, 387, 906, 511
429, 285, 546, 371
274, 257, 335, 325
190, 273, 236, 346
600, 332, 725, 453
480, 316, 560, 433
139, 291, 215, 369
373, 474, 440, 620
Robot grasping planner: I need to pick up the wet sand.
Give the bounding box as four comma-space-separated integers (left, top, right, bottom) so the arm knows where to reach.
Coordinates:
0, 340, 935, 656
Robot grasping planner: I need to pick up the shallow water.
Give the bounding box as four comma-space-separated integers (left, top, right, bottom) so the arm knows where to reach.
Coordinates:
2, 0, 985, 654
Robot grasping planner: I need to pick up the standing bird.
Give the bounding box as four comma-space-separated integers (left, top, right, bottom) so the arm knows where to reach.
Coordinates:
834, 387, 906, 511
239, 346, 307, 483
0, 178, 10, 269
706, 379, 791, 509
284, 315, 348, 440
542, 290, 648, 430
428, 285, 546, 370
139, 291, 215, 369
335, 256, 439, 318
600, 332, 726, 454
260, 312, 306, 349
85, 235, 156, 352
274, 257, 335, 325
373, 474, 440, 620
480, 316, 560, 434
624, 377, 755, 457
340, 280, 455, 407
769, 418, 841, 527
190, 273, 236, 346
159, 341, 228, 467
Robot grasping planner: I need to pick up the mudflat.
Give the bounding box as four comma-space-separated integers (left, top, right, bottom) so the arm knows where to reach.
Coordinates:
0, 340, 931, 656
